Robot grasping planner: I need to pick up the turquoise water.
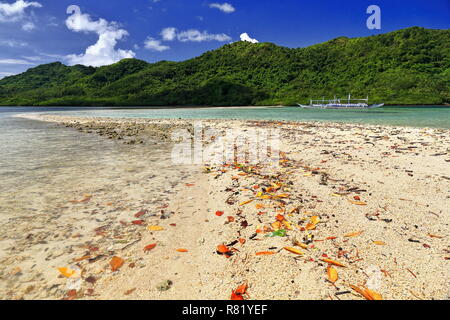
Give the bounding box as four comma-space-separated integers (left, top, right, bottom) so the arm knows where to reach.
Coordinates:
0, 106, 449, 128
33, 105, 450, 129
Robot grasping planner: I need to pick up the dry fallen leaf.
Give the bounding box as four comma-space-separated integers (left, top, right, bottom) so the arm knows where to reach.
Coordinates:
350, 285, 382, 300
217, 244, 230, 254
57, 267, 76, 278
348, 200, 367, 206
373, 241, 386, 245
345, 231, 364, 238
143, 243, 157, 252
284, 247, 303, 255
321, 258, 346, 267
176, 249, 188, 252
239, 200, 253, 206
327, 266, 338, 283
148, 225, 164, 231
110, 256, 125, 272
255, 251, 276, 256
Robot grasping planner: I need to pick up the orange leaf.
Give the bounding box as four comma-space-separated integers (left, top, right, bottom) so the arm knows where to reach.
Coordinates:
57, 267, 76, 278
350, 285, 382, 300
176, 249, 188, 252
217, 244, 230, 254
235, 282, 248, 295
327, 266, 338, 283
239, 238, 246, 244
215, 211, 224, 216
227, 216, 235, 222
276, 214, 285, 221
365, 288, 383, 300
110, 256, 125, 272
321, 258, 346, 267
143, 243, 157, 252
310, 215, 321, 225
256, 251, 276, 256
230, 291, 244, 300
345, 231, 364, 238
373, 241, 386, 245
305, 223, 316, 230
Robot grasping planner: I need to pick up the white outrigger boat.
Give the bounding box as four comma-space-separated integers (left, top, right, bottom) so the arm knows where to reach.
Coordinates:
298, 94, 384, 109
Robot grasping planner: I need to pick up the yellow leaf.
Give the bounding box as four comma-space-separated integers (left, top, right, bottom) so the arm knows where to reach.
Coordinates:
365, 288, 383, 300
58, 267, 76, 278
256, 191, 263, 197
348, 200, 367, 206
330, 193, 343, 197
373, 241, 386, 245
345, 231, 364, 238
310, 216, 321, 225
327, 266, 338, 283
271, 221, 282, 231
303, 172, 312, 177
239, 199, 253, 206
276, 193, 290, 198
260, 195, 271, 199
284, 247, 303, 255
148, 225, 164, 231
282, 220, 293, 230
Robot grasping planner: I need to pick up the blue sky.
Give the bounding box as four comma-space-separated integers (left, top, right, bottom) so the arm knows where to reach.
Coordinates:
0, 0, 449, 78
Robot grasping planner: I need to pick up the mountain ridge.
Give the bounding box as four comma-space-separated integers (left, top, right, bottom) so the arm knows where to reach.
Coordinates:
1, 26, 449, 106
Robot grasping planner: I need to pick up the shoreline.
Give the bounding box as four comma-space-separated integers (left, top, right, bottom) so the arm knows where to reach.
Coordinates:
1, 114, 449, 300
2, 104, 450, 109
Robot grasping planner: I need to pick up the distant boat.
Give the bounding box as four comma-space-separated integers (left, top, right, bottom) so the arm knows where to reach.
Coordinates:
298, 94, 384, 109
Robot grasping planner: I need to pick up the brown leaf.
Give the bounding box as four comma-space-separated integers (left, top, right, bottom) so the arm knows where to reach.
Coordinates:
124, 288, 136, 295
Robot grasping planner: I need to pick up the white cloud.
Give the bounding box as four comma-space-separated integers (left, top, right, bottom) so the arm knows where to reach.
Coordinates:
0, 58, 33, 64
161, 27, 177, 41
209, 3, 235, 13
144, 37, 169, 51
0, 39, 28, 47
240, 32, 258, 43
65, 5, 135, 67
0, 0, 42, 31
0, 0, 41, 22
177, 29, 231, 42
21, 20, 34, 30
160, 27, 231, 43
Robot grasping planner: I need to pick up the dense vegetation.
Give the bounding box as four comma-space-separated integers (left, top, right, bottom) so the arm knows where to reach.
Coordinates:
0, 27, 449, 106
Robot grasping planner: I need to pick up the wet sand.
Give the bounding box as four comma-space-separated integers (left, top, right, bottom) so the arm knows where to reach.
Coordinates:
1, 113, 448, 300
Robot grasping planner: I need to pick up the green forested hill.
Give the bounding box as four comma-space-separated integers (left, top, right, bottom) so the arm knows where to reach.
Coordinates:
0, 27, 449, 106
